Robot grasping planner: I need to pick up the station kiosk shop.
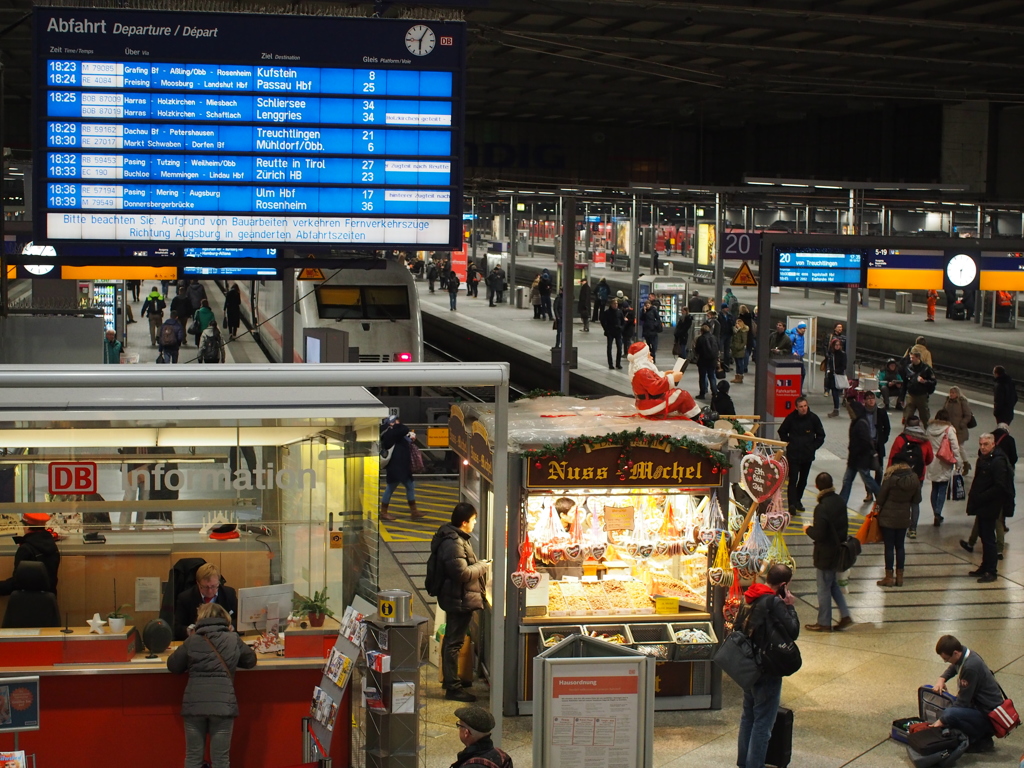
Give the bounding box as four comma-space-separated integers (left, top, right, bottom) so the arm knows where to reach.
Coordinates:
450, 396, 743, 714
0, 378, 388, 767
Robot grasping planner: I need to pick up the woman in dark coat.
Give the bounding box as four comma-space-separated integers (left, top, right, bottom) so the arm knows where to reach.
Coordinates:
380, 416, 422, 522
167, 603, 256, 768
825, 337, 847, 417
224, 284, 242, 340
874, 461, 921, 587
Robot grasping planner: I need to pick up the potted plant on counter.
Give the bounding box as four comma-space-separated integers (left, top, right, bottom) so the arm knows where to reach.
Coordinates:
293, 588, 333, 628
107, 604, 132, 633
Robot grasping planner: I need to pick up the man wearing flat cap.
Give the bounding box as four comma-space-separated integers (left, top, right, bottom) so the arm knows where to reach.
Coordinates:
0, 512, 61, 596
451, 706, 513, 768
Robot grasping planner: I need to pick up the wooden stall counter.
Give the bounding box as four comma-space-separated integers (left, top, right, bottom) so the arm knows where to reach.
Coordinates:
0, 638, 350, 768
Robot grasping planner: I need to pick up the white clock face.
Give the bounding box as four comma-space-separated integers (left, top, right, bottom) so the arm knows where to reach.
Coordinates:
405, 25, 436, 56
946, 253, 978, 287
24, 264, 55, 276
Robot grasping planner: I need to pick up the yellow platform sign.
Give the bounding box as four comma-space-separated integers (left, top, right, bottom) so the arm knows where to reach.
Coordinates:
298, 267, 325, 280
731, 261, 757, 287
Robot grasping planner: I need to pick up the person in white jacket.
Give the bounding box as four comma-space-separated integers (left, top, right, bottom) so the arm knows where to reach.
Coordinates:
926, 408, 963, 526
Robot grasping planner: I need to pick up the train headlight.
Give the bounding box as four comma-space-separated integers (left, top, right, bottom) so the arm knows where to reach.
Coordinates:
395, 352, 413, 362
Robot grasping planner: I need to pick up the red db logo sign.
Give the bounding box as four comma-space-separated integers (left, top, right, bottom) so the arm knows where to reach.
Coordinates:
48, 462, 97, 495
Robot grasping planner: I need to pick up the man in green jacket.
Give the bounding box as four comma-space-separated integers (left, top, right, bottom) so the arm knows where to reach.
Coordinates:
102, 329, 123, 364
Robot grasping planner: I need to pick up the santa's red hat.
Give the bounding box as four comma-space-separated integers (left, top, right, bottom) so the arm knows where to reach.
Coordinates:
627, 341, 649, 360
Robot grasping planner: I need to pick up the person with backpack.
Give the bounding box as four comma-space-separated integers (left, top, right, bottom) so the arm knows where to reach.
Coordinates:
0, 512, 60, 597
447, 271, 461, 311
198, 319, 226, 364
191, 299, 216, 348
874, 457, 921, 588
426, 260, 439, 293
929, 635, 1003, 753
888, 415, 934, 538
803, 472, 853, 631
429, 503, 490, 702
592, 277, 610, 322
141, 285, 166, 346
170, 288, 194, 346
379, 416, 421, 522
735, 564, 800, 768
450, 706, 513, 767
159, 310, 185, 364
639, 299, 662, 362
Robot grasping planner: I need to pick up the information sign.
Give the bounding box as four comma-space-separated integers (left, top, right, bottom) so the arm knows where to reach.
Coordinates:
866, 249, 943, 290
0, 676, 40, 733
721, 231, 761, 260
34, 9, 465, 249
775, 249, 864, 288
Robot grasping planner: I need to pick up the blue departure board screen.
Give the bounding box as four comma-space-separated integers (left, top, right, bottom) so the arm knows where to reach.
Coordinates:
775, 249, 865, 288
34, 10, 465, 250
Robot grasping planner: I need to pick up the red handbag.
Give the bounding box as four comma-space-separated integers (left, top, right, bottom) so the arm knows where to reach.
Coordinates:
988, 695, 1021, 738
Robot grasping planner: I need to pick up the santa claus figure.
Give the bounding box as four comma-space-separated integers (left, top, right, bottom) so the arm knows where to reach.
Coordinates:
627, 341, 702, 420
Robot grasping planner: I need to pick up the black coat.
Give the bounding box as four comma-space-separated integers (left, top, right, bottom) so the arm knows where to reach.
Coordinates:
993, 373, 1017, 424
674, 313, 693, 345
995, 429, 1018, 465
432, 523, 488, 613
174, 584, 238, 640
382, 423, 414, 484
905, 361, 936, 396
601, 306, 623, 338
640, 306, 662, 337
167, 616, 257, 717
778, 409, 826, 465
694, 332, 719, 364
0, 529, 61, 596
805, 490, 848, 571
224, 288, 242, 327
846, 402, 877, 470
967, 449, 1015, 520
577, 283, 592, 314
865, 404, 891, 455
712, 391, 736, 417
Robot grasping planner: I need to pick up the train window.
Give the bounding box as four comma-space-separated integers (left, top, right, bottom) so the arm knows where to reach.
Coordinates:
315, 286, 363, 320
363, 286, 411, 320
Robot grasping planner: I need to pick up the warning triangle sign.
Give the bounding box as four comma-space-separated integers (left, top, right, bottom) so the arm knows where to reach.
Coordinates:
731, 261, 757, 287
298, 267, 325, 281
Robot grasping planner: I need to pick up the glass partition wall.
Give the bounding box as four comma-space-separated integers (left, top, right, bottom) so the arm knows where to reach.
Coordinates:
0, 416, 380, 629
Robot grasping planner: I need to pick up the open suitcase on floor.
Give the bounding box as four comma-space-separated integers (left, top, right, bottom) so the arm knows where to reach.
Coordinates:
892, 685, 956, 743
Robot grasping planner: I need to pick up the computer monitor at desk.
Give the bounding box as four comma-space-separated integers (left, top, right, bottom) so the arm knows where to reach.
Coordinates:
236, 583, 294, 633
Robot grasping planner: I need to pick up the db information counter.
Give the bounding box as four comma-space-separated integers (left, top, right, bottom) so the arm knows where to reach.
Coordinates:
0, 371, 389, 767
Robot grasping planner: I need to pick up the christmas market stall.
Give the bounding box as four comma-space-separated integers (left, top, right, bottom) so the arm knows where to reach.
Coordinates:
450, 394, 756, 715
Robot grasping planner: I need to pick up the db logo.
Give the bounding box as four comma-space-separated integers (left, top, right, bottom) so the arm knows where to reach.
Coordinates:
440, 36, 453, 46
48, 462, 98, 495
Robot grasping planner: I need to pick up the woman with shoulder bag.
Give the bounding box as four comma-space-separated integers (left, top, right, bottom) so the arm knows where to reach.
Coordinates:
825, 338, 848, 418
875, 460, 921, 587
944, 387, 975, 474
926, 409, 963, 526
167, 602, 257, 768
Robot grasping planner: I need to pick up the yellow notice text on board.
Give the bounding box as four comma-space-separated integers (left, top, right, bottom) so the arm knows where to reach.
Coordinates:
655, 596, 680, 615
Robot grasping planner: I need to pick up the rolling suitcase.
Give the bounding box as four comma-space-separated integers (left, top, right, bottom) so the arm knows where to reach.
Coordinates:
765, 707, 793, 768
950, 301, 967, 321
906, 727, 968, 768
892, 685, 956, 743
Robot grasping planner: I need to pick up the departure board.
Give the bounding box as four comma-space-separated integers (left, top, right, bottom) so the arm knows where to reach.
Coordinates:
34, 9, 465, 249
775, 249, 864, 288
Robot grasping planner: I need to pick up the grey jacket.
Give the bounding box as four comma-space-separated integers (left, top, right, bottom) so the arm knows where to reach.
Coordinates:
941, 647, 1004, 713
167, 617, 257, 717
432, 523, 489, 613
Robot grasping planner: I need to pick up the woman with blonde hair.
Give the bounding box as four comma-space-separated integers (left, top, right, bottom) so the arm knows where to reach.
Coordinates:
944, 387, 975, 473
168, 602, 257, 768
925, 409, 963, 526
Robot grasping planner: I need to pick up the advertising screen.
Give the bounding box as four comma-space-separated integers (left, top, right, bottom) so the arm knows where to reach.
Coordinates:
775, 249, 864, 288
34, 9, 465, 249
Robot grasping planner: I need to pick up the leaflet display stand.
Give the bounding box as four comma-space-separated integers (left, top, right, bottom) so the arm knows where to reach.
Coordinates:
361, 615, 428, 768
533, 635, 655, 768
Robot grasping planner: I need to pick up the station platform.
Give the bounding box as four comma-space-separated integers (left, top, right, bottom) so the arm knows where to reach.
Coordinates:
485, 251, 1024, 378
413, 276, 1024, 767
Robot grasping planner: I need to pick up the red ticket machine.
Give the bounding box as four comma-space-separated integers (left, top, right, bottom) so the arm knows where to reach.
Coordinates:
767, 359, 804, 419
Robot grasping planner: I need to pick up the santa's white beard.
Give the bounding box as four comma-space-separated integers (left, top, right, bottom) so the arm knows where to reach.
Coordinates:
628, 354, 661, 380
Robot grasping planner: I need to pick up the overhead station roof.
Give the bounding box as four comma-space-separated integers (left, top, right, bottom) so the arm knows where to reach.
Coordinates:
1, 0, 1021, 131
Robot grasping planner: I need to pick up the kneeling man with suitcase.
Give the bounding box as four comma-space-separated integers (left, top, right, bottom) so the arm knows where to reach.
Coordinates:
929, 635, 1003, 753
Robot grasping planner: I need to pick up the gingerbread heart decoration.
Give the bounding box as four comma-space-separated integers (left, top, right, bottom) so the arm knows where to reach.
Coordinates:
740, 453, 786, 503
525, 573, 541, 589
564, 542, 582, 561
510, 571, 526, 589
590, 542, 607, 560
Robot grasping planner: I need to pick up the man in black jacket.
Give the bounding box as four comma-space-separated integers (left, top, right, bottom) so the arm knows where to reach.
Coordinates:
431, 503, 490, 702
735, 564, 799, 768
674, 307, 693, 360
451, 706, 513, 767
966, 434, 1015, 583
904, 351, 937, 425
173, 562, 238, 640
601, 299, 624, 370
992, 366, 1017, 426
803, 473, 852, 632
778, 397, 826, 513
839, 400, 882, 503
863, 391, 891, 499
768, 321, 793, 356
694, 323, 720, 400
0, 512, 60, 597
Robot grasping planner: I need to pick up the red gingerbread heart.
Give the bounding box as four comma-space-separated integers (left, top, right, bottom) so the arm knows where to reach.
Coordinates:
740, 453, 786, 503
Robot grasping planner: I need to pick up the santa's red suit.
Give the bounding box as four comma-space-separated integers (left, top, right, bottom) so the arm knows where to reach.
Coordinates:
627, 342, 701, 420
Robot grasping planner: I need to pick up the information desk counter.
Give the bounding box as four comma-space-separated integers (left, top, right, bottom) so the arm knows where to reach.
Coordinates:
0, 631, 350, 768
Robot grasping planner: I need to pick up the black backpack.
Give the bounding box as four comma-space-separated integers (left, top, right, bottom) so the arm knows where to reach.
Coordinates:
200, 331, 221, 363
424, 536, 445, 597
160, 321, 178, 347
898, 439, 925, 477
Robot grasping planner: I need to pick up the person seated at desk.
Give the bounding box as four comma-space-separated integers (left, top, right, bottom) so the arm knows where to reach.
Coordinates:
174, 563, 237, 640
0, 512, 60, 597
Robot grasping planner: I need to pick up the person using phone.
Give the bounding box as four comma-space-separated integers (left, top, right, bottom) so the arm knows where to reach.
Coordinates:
803, 472, 853, 632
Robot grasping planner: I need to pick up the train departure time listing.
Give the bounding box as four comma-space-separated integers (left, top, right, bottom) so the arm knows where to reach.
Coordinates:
34, 9, 465, 249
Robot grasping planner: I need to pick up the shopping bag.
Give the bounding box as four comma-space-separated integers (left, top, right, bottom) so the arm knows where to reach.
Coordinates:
855, 506, 883, 545
832, 373, 850, 390
950, 470, 966, 502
